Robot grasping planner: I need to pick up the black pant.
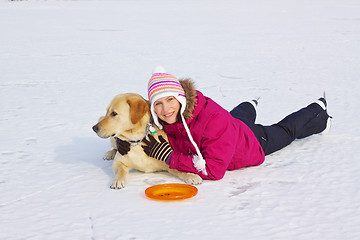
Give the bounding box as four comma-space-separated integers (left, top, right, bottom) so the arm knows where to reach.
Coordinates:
230, 101, 330, 155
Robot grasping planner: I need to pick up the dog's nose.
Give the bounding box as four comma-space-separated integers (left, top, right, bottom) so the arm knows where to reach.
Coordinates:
92, 125, 99, 133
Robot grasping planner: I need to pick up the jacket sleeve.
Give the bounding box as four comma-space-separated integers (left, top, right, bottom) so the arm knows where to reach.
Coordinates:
169, 113, 237, 180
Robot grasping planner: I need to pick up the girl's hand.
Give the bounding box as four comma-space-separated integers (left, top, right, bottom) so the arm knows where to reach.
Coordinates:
115, 137, 130, 155
142, 134, 173, 162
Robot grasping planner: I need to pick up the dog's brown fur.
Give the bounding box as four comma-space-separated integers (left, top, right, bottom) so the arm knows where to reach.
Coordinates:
93, 93, 202, 189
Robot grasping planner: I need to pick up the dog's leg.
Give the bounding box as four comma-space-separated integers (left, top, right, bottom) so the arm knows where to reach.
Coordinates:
104, 149, 117, 160
167, 169, 203, 185
110, 158, 131, 189
103, 137, 117, 160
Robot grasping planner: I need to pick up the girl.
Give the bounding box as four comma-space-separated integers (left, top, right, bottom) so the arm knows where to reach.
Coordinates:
120, 67, 331, 181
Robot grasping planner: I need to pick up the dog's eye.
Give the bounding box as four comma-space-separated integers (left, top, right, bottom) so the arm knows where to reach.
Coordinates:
110, 111, 118, 117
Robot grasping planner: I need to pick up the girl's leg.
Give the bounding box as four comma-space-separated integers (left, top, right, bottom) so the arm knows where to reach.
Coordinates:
230, 101, 257, 123
230, 101, 269, 150
261, 101, 330, 155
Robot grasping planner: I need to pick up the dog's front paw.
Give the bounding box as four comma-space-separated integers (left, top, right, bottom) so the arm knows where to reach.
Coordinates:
110, 178, 126, 189
103, 149, 117, 160
184, 173, 203, 185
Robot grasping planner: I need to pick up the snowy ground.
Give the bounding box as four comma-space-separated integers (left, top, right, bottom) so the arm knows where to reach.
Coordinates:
1, 0, 360, 239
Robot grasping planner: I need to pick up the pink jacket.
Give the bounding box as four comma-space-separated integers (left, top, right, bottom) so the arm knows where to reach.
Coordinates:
164, 87, 265, 180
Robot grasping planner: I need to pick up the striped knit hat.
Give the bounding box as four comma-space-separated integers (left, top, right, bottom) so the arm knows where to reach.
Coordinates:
147, 66, 207, 175
148, 66, 187, 129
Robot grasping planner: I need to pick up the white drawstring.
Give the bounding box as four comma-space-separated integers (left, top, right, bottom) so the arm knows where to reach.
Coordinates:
180, 114, 208, 175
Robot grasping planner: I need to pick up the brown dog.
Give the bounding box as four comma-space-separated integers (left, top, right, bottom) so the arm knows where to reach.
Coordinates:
92, 93, 203, 189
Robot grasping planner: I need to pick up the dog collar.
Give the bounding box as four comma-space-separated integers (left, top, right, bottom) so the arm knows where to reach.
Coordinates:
124, 118, 156, 147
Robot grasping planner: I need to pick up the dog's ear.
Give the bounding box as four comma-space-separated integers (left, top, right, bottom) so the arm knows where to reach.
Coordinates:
127, 98, 149, 124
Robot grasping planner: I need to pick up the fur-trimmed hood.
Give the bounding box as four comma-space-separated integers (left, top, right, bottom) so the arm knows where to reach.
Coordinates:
179, 78, 197, 119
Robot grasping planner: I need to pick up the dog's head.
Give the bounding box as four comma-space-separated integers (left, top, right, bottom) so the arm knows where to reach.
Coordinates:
92, 93, 150, 138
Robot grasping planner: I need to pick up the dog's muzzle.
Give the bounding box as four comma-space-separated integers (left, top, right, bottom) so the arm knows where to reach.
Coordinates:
92, 124, 99, 133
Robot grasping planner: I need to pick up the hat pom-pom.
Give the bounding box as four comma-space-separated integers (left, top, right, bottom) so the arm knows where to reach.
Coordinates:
192, 155, 208, 175
153, 65, 166, 74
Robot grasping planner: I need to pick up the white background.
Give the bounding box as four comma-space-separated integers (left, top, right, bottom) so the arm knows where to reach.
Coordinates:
1, 0, 359, 239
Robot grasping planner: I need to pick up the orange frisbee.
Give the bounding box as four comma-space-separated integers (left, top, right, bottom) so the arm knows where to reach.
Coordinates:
145, 183, 198, 200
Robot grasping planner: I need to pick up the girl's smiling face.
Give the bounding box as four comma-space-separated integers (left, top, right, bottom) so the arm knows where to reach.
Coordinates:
154, 96, 181, 124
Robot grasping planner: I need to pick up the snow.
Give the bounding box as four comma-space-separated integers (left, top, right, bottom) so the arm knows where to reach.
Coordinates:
1, 0, 360, 239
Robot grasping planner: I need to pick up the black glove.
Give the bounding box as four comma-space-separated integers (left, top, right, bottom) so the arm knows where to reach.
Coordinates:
115, 137, 130, 155
142, 134, 173, 162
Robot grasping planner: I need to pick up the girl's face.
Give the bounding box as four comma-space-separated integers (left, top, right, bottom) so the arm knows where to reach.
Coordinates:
154, 96, 181, 124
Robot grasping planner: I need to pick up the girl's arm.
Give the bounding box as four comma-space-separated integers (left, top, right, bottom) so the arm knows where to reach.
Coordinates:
169, 113, 236, 180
